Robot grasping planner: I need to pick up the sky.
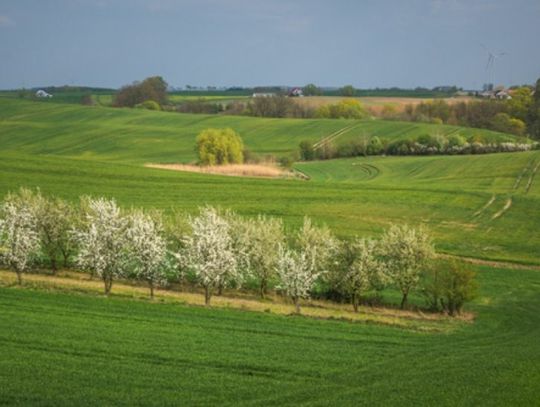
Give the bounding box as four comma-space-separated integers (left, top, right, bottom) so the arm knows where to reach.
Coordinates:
0, 0, 539, 90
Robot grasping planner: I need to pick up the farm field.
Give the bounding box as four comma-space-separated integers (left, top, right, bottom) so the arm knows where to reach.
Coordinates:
1, 262, 539, 406
0, 98, 518, 163
1, 97, 540, 405
0, 98, 538, 264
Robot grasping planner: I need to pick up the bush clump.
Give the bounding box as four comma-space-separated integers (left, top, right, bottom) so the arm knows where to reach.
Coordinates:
196, 128, 244, 166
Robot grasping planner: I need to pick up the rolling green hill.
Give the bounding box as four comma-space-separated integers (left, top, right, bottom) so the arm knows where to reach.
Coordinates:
0, 98, 538, 264
0, 98, 520, 163
1, 97, 540, 405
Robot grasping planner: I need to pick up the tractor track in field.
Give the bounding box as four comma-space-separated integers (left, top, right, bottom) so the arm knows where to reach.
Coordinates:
525, 161, 539, 194
473, 195, 496, 217
313, 124, 360, 150
491, 198, 512, 220
473, 157, 538, 224
350, 163, 380, 180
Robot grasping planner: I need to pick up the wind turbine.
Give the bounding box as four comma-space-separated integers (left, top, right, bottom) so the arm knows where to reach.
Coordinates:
481, 44, 507, 89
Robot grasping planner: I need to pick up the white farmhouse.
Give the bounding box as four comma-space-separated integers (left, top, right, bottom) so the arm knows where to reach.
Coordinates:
35, 90, 53, 98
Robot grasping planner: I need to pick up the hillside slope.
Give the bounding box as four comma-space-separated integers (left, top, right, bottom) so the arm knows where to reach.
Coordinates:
0, 98, 518, 163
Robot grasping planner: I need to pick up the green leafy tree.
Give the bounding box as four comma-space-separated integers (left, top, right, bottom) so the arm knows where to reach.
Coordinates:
491, 113, 526, 136
380, 225, 435, 309
303, 83, 322, 96
422, 260, 477, 316
299, 140, 315, 161
114, 76, 168, 107
196, 128, 244, 165
340, 85, 356, 97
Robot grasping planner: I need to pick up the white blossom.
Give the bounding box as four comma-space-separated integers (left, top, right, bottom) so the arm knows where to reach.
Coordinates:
0, 189, 41, 283
229, 214, 284, 298
126, 210, 169, 298
275, 245, 322, 313
379, 224, 434, 309
180, 207, 239, 305
73, 197, 130, 294
296, 217, 339, 275
341, 238, 386, 312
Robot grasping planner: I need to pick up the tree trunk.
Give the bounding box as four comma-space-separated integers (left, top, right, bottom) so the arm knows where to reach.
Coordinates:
61, 249, 69, 268
16, 271, 22, 285
217, 283, 223, 296
149, 282, 154, 299
352, 292, 359, 313
103, 276, 113, 295
400, 291, 408, 310
205, 286, 211, 306
294, 297, 301, 314
51, 258, 57, 275
260, 279, 267, 299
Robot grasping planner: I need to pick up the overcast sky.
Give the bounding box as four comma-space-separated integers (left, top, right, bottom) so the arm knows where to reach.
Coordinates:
1, 0, 539, 90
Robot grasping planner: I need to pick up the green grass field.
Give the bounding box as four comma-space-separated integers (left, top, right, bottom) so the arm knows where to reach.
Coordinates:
0, 97, 539, 405
1, 263, 539, 406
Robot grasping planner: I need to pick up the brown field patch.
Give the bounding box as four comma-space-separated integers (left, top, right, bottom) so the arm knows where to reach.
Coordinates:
146, 163, 297, 179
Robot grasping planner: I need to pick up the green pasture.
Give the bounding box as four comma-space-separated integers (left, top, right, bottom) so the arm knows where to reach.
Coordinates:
0, 98, 519, 163
0, 97, 539, 406
0, 263, 539, 405
0, 98, 538, 264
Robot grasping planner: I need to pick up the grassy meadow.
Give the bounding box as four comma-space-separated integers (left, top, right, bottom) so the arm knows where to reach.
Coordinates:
1, 263, 539, 406
0, 97, 539, 405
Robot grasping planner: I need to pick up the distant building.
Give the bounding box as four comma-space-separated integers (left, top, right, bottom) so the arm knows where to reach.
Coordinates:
252, 93, 276, 98
288, 87, 304, 97
35, 90, 52, 98
478, 86, 512, 100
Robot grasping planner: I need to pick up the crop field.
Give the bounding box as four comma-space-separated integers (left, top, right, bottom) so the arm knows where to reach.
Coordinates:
1, 97, 539, 405
0, 98, 518, 163
1, 263, 539, 406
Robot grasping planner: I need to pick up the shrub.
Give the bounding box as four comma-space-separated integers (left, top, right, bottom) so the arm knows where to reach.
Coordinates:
422, 260, 477, 315
135, 100, 161, 111
367, 136, 383, 155
299, 140, 315, 161
196, 128, 244, 165
316, 99, 366, 119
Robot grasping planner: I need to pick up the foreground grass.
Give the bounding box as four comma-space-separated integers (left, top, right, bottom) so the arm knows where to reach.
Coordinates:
0, 270, 462, 332
0, 264, 539, 406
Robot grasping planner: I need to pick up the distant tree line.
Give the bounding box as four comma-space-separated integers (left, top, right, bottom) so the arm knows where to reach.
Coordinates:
380, 81, 540, 139
113, 76, 168, 108
299, 133, 538, 161
0, 189, 477, 316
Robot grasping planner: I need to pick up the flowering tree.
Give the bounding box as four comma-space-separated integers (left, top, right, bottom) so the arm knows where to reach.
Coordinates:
275, 246, 321, 314
180, 207, 239, 305
126, 210, 169, 298
230, 215, 284, 298
380, 225, 434, 309
0, 189, 41, 284
296, 217, 339, 275
273, 218, 338, 313
340, 238, 386, 312
74, 197, 130, 295
34, 194, 76, 273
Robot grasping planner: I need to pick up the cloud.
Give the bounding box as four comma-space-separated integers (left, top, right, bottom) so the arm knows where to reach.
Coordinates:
0, 15, 14, 27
